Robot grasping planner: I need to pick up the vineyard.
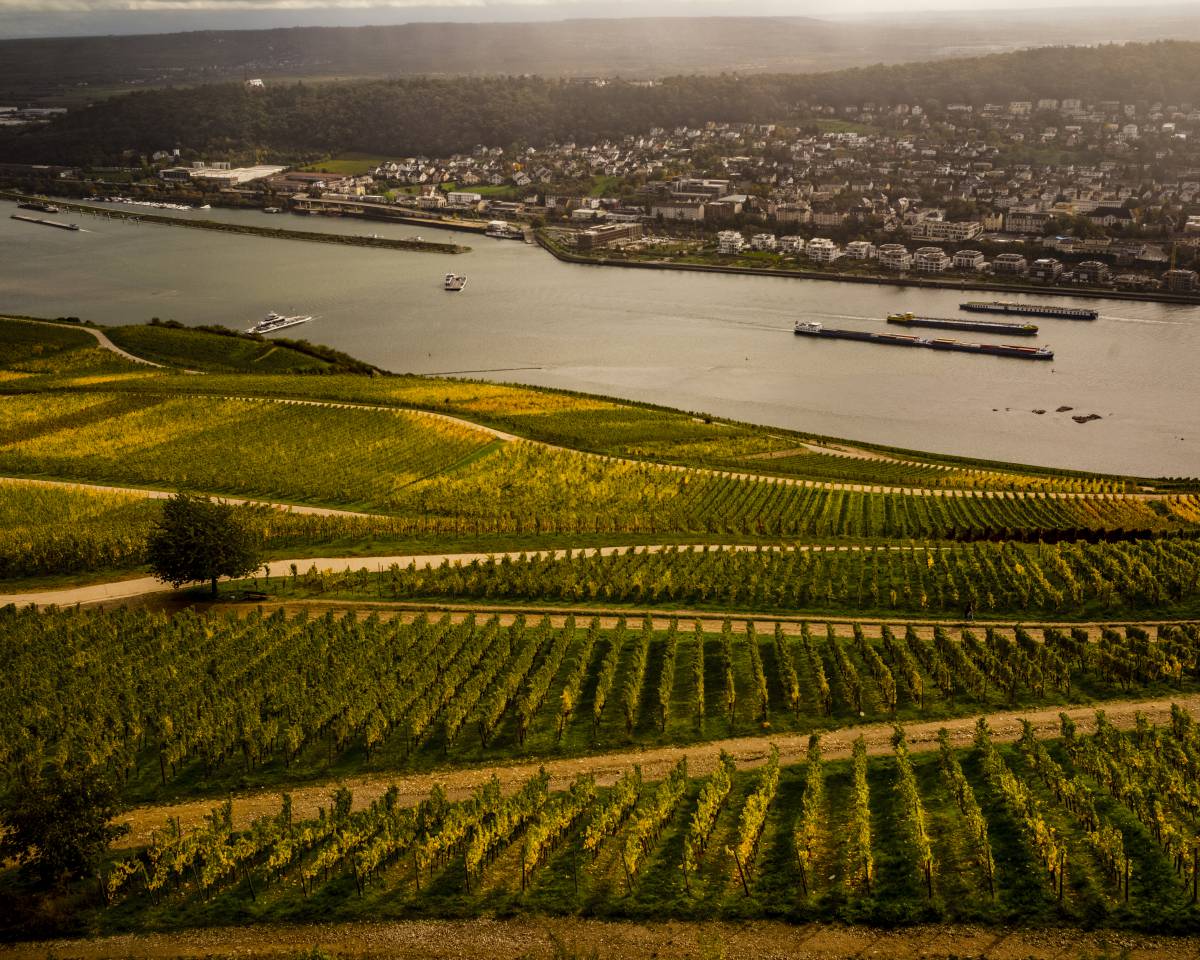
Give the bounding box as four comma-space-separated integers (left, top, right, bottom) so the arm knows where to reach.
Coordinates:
0, 481, 518, 580
405, 444, 1181, 539
102, 324, 335, 374
4, 320, 1200, 948
5, 605, 1200, 804
86, 710, 1200, 933
0, 392, 496, 511
50, 366, 1168, 491
291, 538, 1200, 617
1, 391, 1186, 548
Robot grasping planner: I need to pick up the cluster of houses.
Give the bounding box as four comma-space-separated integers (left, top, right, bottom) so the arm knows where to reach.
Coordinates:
129, 91, 1200, 292
710, 229, 1198, 290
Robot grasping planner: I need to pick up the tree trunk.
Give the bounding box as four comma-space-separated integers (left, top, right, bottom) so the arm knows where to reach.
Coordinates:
211, 576, 219, 597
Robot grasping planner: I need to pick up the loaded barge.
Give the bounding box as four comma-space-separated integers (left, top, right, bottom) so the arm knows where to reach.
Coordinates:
960, 300, 1097, 320
10, 214, 79, 231
887, 312, 1038, 336
794, 321, 1053, 360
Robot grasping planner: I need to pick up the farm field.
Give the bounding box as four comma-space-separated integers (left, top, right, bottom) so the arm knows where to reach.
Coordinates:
3, 318, 1200, 952
56, 709, 1200, 935
0, 388, 1189, 549
6, 605, 1200, 805
273, 538, 1200, 619
102, 324, 339, 374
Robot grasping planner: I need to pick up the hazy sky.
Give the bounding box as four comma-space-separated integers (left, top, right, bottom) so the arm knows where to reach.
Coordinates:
0, 0, 1196, 39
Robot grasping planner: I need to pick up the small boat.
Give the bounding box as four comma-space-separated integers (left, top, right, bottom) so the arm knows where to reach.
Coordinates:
247, 312, 313, 335
263, 207, 282, 214
444, 273, 467, 292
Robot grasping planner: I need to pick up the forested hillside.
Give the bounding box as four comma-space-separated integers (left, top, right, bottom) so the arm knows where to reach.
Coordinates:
4, 41, 1198, 165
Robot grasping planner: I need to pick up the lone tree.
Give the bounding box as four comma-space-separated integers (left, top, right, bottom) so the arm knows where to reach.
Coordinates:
147, 492, 262, 597
0, 773, 129, 890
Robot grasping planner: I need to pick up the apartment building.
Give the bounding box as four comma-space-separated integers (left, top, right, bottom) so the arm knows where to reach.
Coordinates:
877, 243, 913, 271
805, 238, 840, 263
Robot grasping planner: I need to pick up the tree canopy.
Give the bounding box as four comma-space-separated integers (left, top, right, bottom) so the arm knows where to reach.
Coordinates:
4, 41, 1198, 165
0, 774, 128, 889
147, 492, 262, 596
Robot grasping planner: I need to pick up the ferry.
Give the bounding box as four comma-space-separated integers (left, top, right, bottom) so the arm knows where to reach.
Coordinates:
247, 312, 313, 335
886, 312, 1038, 336
794, 321, 1053, 360
444, 273, 467, 292
960, 300, 1097, 320
17, 200, 60, 214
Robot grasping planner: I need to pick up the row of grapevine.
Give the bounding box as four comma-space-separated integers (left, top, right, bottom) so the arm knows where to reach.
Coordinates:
682, 751, 737, 887
353, 539, 1200, 614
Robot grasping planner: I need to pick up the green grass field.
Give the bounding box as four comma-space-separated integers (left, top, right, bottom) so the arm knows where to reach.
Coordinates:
299, 153, 389, 176
103, 324, 334, 373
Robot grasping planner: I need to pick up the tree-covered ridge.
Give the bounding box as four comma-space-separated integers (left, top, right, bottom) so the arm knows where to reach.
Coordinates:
5, 41, 1199, 165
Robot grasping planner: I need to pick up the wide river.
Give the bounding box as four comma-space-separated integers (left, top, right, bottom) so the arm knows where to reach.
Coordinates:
2, 198, 1197, 476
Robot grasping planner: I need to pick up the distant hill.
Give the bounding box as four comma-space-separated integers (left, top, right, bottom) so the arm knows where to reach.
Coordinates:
4, 41, 1199, 165
4, 10, 1200, 105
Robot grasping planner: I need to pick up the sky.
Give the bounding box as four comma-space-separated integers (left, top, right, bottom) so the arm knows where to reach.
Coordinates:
0, 0, 1195, 38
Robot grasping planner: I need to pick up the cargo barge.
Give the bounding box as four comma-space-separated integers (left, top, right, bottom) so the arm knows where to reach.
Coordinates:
887, 312, 1038, 335
10, 214, 79, 231
960, 300, 1097, 320
794, 321, 1053, 360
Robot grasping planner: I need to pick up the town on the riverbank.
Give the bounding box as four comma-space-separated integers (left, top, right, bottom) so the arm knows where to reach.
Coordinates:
4, 89, 1200, 302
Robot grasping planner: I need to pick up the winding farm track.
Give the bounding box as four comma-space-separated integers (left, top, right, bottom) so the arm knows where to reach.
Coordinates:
113, 692, 1200, 847
1, 918, 1193, 960
3, 316, 165, 368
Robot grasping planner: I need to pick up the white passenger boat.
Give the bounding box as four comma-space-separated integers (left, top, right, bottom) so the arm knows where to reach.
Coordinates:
444, 273, 467, 292
247, 312, 313, 334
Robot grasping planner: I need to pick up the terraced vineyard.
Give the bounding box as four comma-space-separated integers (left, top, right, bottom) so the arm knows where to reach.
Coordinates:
93, 711, 1200, 931
0, 392, 496, 511
5, 605, 1200, 802
299, 538, 1200, 617
19, 359, 1172, 495
407, 444, 1180, 539
0, 480, 491, 580
4, 320, 1200, 950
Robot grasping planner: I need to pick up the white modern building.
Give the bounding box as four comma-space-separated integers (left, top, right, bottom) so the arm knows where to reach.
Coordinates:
805, 238, 840, 263
844, 240, 876, 260
913, 247, 952, 273
877, 243, 913, 271
717, 230, 745, 255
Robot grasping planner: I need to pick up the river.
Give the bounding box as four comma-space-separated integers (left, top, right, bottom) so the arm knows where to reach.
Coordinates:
2, 198, 1197, 476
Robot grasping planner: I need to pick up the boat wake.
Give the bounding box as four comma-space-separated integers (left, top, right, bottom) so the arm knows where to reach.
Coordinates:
1102, 315, 1183, 326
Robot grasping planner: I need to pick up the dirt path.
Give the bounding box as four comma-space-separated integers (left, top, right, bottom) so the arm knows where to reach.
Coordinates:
113, 692, 1200, 848
4, 316, 165, 368
1, 917, 1191, 960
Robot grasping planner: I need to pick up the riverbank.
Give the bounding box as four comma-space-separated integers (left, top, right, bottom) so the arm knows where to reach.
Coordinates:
0, 192, 468, 254
536, 231, 1200, 307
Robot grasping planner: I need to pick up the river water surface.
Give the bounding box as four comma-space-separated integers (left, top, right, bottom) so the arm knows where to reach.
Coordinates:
2, 198, 1197, 476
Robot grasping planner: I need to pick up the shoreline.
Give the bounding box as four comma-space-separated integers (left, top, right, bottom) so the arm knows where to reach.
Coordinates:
536, 231, 1200, 307
0, 192, 468, 254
